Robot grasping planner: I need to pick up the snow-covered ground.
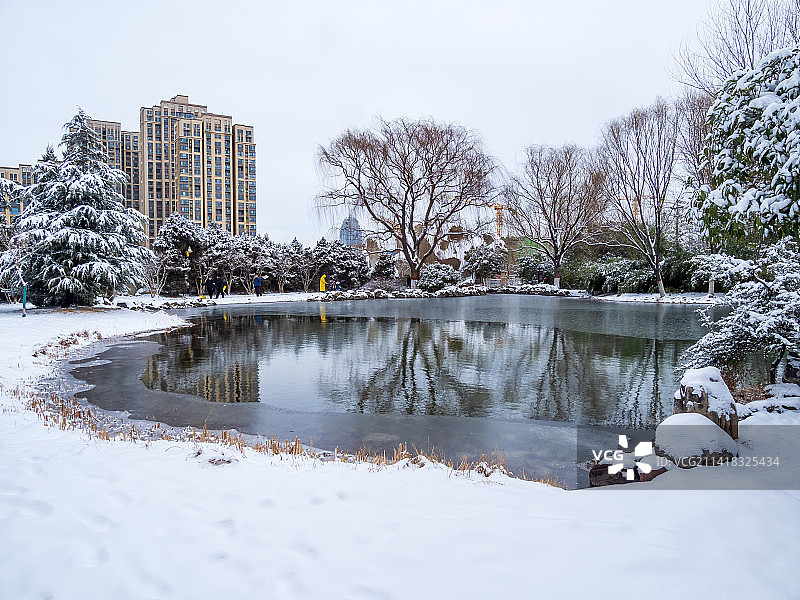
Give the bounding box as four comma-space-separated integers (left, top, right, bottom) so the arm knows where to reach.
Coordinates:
1, 301, 799, 599
590, 292, 723, 304
112, 291, 316, 309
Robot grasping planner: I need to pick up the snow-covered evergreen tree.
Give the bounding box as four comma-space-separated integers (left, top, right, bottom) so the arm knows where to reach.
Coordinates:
463, 242, 507, 283
0, 112, 149, 306
682, 237, 800, 384
152, 213, 208, 295
200, 225, 237, 292
238, 233, 271, 293
516, 255, 553, 284
289, 238, 317, 292
697, 45, 800, 242
370, 251, 397, 280
313, 238, 369, 290
418, 263, 459, 291
0, 175, 22, 253
268, 242, 294, 293
689, 252, 753, 296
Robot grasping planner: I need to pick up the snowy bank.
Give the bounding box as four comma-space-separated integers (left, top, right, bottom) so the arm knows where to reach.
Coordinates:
590, 292, 725, 304
1, 303, 799, 599
110, 291, 316, 310
307, 283, 583, 302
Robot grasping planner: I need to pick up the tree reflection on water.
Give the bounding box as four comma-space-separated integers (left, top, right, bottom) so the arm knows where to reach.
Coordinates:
142, 309, 689, 428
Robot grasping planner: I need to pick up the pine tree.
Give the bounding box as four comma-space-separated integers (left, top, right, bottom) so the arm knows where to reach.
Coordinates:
200, 225, 237, 292
238, 233, 271, 293
463, 243, 507, 283
0, 175, 22, 254
370, 251, 397, 280
1, 113, 149, 306
313, 238, 369, 290
152, 213, 209, 295
289, 238, 317, 292
268, 242, 294, 293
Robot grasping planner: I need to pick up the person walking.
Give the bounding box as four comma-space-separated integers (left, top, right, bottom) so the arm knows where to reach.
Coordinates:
253, 275, 263, 297
215, 275, 225, 299
319, 273, 327, 292
203, 277, 215, 299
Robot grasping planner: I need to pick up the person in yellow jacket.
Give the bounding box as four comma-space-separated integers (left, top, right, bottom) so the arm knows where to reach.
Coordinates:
319, 273, 327, 292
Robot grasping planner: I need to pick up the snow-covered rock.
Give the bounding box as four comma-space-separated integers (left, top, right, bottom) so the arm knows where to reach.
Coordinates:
675, 366, 738, 439
655, 413, 738, 467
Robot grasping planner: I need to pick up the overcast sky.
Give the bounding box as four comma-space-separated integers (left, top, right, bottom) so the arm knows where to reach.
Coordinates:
0, 0, 713, 244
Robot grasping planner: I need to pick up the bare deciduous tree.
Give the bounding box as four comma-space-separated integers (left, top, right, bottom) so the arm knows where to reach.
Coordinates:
317, 118, 495, 280
675, 0, 800, 96
143, 251, 171, 297
676, 90, 714, 191
599, 99, 680, 298
504, 145, 606, 288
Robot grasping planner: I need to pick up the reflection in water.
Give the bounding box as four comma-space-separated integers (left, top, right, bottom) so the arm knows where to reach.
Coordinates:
142, 306, 693, 428
143, 314, 261, 403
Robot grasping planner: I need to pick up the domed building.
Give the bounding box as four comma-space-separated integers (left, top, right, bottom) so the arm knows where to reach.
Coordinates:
339, 215, 363, 248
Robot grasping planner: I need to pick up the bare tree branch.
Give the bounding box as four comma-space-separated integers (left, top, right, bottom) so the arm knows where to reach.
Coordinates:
599, 99, 680, 298
316, 118, 496, 278
674, 0, 800, 95
504, 144, 607, 287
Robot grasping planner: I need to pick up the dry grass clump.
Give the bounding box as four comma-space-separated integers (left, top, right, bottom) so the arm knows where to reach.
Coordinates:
730, 383, 768, 405
721, 369, 768, 405
32, 330, 102, 358
6, 382, 565, 488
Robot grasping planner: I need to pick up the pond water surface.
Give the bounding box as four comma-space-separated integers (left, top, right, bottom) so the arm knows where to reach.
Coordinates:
73, 295, 713, 486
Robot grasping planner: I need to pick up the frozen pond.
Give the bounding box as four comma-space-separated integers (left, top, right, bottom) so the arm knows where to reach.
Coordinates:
72, 295, 713, 485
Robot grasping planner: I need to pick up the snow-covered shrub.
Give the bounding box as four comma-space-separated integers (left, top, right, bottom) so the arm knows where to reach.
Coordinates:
418, 263, 460, 291
516, 255, 554, 284
659, 247, 702, 293
689, 253, 754, 293
697, 45, 800, 241
361, 278, 405, 292
463, 243, 507, 282
598, 257, 654, 294
655, 413, 738, 466
682, 237, 800, 384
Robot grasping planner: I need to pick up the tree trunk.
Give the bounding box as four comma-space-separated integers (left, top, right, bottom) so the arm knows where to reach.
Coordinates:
553, 261, 561, 289
654, 235, 666, 298
410, 267, 420, 287
657, 277, 666, 298
769, 345, 786, 385
654, 259, 666, 298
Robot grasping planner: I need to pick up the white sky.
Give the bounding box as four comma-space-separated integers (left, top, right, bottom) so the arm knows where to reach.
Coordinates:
0, 0, 713, 245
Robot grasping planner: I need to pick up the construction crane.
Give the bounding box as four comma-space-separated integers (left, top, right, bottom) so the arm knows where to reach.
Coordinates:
492, 204, 506, 238
473, 202, 511, 238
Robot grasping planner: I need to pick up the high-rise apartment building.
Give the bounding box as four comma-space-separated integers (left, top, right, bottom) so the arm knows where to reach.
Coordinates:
0, 163, 34, 224
3, 94, 256, 244
139, 94, 256, 242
